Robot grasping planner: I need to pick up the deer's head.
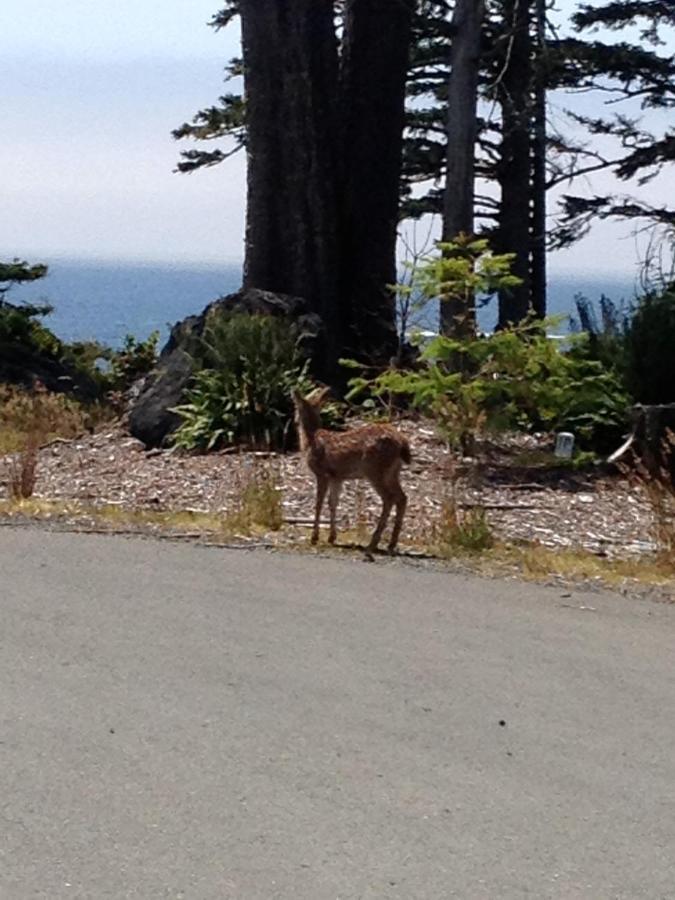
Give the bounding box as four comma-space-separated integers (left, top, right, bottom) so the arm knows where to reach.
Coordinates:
292, 386, 330, 448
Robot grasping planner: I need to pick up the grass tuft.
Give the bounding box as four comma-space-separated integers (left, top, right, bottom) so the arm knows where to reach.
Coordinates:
431, 494, 494, 555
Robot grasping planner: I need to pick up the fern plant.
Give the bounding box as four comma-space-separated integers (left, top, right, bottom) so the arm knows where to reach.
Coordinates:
171, 314, 315, 452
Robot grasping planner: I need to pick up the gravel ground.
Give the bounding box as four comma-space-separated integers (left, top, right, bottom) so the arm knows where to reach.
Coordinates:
0, 420, 659, 559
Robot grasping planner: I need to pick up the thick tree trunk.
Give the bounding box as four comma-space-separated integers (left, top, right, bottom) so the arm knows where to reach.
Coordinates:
240, 0, 342, 373
530, 0, 548, 319
339, 0, 415, 363
440, 0, 485, 338
497, 0, 533, 328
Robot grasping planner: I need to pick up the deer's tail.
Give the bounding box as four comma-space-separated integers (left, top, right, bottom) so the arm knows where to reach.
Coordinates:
400, 439, 412, 466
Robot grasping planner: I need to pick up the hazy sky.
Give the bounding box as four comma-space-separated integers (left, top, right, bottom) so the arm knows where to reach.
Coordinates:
1, 0, 673, 275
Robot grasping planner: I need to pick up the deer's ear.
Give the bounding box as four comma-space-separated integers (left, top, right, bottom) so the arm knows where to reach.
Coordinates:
291, 388, 303, 406
308, 385, 331, 406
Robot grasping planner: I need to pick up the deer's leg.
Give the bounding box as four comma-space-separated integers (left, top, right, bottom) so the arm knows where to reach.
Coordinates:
328, 480, 342, 545
367, 481, 393, 556
387, 483, 407, 554
312, 475, 328, 545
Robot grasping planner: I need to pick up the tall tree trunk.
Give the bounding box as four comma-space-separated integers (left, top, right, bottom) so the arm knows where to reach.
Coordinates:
497, 0, 533, 328
339, 0, 415, 363
240, 0, 342, 373
440, 0, 485, 338
530, 0, 547, 318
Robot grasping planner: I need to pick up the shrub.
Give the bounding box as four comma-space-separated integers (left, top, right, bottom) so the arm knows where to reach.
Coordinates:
431, 495, 494, 555
347, 320, 630, 453
106, 332, 159, 391
0, 382, 93, 499
0, 382, 90, 454
620, 432, 675, 564
0, 299, 60, 358
171, 314, 316, 452
570, 293, 632, 373
345, 242, 630, 454
626, 286, 675, 404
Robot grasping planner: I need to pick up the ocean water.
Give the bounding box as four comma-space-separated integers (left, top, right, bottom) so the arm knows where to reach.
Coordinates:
9, 257, 639, 349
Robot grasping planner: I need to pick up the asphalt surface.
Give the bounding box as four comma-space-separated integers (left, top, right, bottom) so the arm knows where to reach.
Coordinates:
1, 527, 674, 899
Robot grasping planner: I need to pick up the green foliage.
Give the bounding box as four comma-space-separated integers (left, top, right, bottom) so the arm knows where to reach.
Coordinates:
417, 237, 522, 307
0, 300, 58, 356
106, 332, 159, 391
0, 257, 159, 404
0, 260, 49, 294
393, 237, 522, 340
171, 314, 315, 452
626, 285, 675, 404
348, 322, 630, 452
571, 293, 631, 371
346, 244, 629, 453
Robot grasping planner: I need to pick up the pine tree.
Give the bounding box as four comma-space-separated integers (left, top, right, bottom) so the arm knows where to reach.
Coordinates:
551, 1, 675, 245
174, 1, 414, 375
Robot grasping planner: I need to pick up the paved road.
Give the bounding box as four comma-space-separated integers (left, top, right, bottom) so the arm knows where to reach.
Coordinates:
2, 528, 674, 899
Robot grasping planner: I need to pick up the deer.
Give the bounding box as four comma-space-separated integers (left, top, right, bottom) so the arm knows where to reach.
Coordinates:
292, 387, 411, 558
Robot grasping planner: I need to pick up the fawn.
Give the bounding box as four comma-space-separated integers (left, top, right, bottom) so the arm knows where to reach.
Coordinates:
292, 387, 411, 557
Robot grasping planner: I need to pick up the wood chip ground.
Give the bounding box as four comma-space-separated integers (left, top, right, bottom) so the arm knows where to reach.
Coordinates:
0, 420, 658, 559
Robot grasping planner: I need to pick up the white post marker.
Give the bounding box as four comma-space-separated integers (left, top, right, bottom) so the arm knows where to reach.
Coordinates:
554, 432, 575, 459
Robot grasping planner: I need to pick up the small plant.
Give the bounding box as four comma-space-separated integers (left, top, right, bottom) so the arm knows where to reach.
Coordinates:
345, 241, 632, 454
107, 332, 160, 391
8, 443, 38, 500
0, 382, 86, 499
0, 383, 90, 454
226, 462, 284, 533
347, 318, 630, 454
0, 383, 102, 500
621, 433, 675, 564
172, 314, 317, 452
431, 493, 494, 555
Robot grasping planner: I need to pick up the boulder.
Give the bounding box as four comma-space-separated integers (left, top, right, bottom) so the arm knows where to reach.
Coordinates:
128, 287, 323, 448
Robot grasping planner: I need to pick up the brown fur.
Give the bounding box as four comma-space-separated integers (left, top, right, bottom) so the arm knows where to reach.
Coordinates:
292, 388, 411, 556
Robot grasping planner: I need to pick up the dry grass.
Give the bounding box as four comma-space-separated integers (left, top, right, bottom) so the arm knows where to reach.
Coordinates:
0, 383, 99, 499
504, 543, 675, 590
430, 495, 494, 556
618, 432, 675, 566
0, 383, 90, 453
226, 460, 284, 533
7, 442, 38, 500
0, 458, 285, 539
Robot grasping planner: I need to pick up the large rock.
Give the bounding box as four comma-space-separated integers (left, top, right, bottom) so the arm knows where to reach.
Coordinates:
128, 288, 323, 448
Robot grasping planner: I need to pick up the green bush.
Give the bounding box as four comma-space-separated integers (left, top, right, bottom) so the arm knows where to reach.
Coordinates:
626, 286, 675, 404
344, 241, 630, 453
171, 314, 316, 452
0, 300, 59, 357
347, 321, 629, 452
571, 293, 631, 375
105, 332, 159, 392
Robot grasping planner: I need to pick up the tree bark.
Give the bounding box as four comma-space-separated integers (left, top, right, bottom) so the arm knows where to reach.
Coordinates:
240, 0, 342, 373
339, 0, 415, 362
440, 0, 485, 338
530, 0, 547, 319
497, 0, 533, 328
